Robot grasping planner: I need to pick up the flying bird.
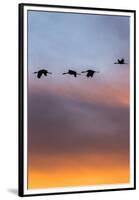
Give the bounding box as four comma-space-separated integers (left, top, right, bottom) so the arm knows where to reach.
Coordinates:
81, 69, 99, 78
114, 58, 128, 64
62, 70, 80, 77
34, 69, 52, 79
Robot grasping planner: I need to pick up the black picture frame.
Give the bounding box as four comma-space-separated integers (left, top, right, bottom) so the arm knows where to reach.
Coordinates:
18, 3, 136, 197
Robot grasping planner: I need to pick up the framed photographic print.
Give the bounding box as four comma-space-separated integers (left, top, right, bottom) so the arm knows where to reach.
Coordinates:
18, 3, 136, 197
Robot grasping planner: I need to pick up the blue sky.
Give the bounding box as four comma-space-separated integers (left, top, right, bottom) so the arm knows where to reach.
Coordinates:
28, 10, 129, 80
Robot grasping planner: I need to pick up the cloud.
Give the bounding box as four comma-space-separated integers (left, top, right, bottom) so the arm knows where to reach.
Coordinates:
28, 80, 129, 157
29, 71, 129, 106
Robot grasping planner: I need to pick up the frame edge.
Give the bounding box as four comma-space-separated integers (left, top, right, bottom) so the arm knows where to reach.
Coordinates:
18, 3, 136, 197
18, 3, 24, 197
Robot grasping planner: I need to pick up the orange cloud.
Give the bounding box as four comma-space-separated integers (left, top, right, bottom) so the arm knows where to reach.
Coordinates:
28, 152, 129, 189
29, 76, 129, 108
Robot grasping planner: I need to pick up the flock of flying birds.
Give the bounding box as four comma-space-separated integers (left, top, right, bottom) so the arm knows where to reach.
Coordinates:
34, 58, 128, 79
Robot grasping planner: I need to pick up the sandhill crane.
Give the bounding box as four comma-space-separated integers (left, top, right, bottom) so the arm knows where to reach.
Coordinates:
62, 70, 80, 77
114, 58, 128, 64
34, 69, 52, 78
81, 69, 99, 78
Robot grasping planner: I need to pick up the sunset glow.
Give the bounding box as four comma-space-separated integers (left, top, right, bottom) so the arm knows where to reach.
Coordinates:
27, 10, 130, 189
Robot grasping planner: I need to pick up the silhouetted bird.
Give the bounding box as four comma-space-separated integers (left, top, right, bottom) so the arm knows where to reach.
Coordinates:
114, 58, 127, 64
81, 69, 99, 78
34, 69, 52, 78
62, 70, 80, 77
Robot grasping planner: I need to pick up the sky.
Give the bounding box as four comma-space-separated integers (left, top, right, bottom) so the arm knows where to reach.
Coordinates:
27, 10, 130, 189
